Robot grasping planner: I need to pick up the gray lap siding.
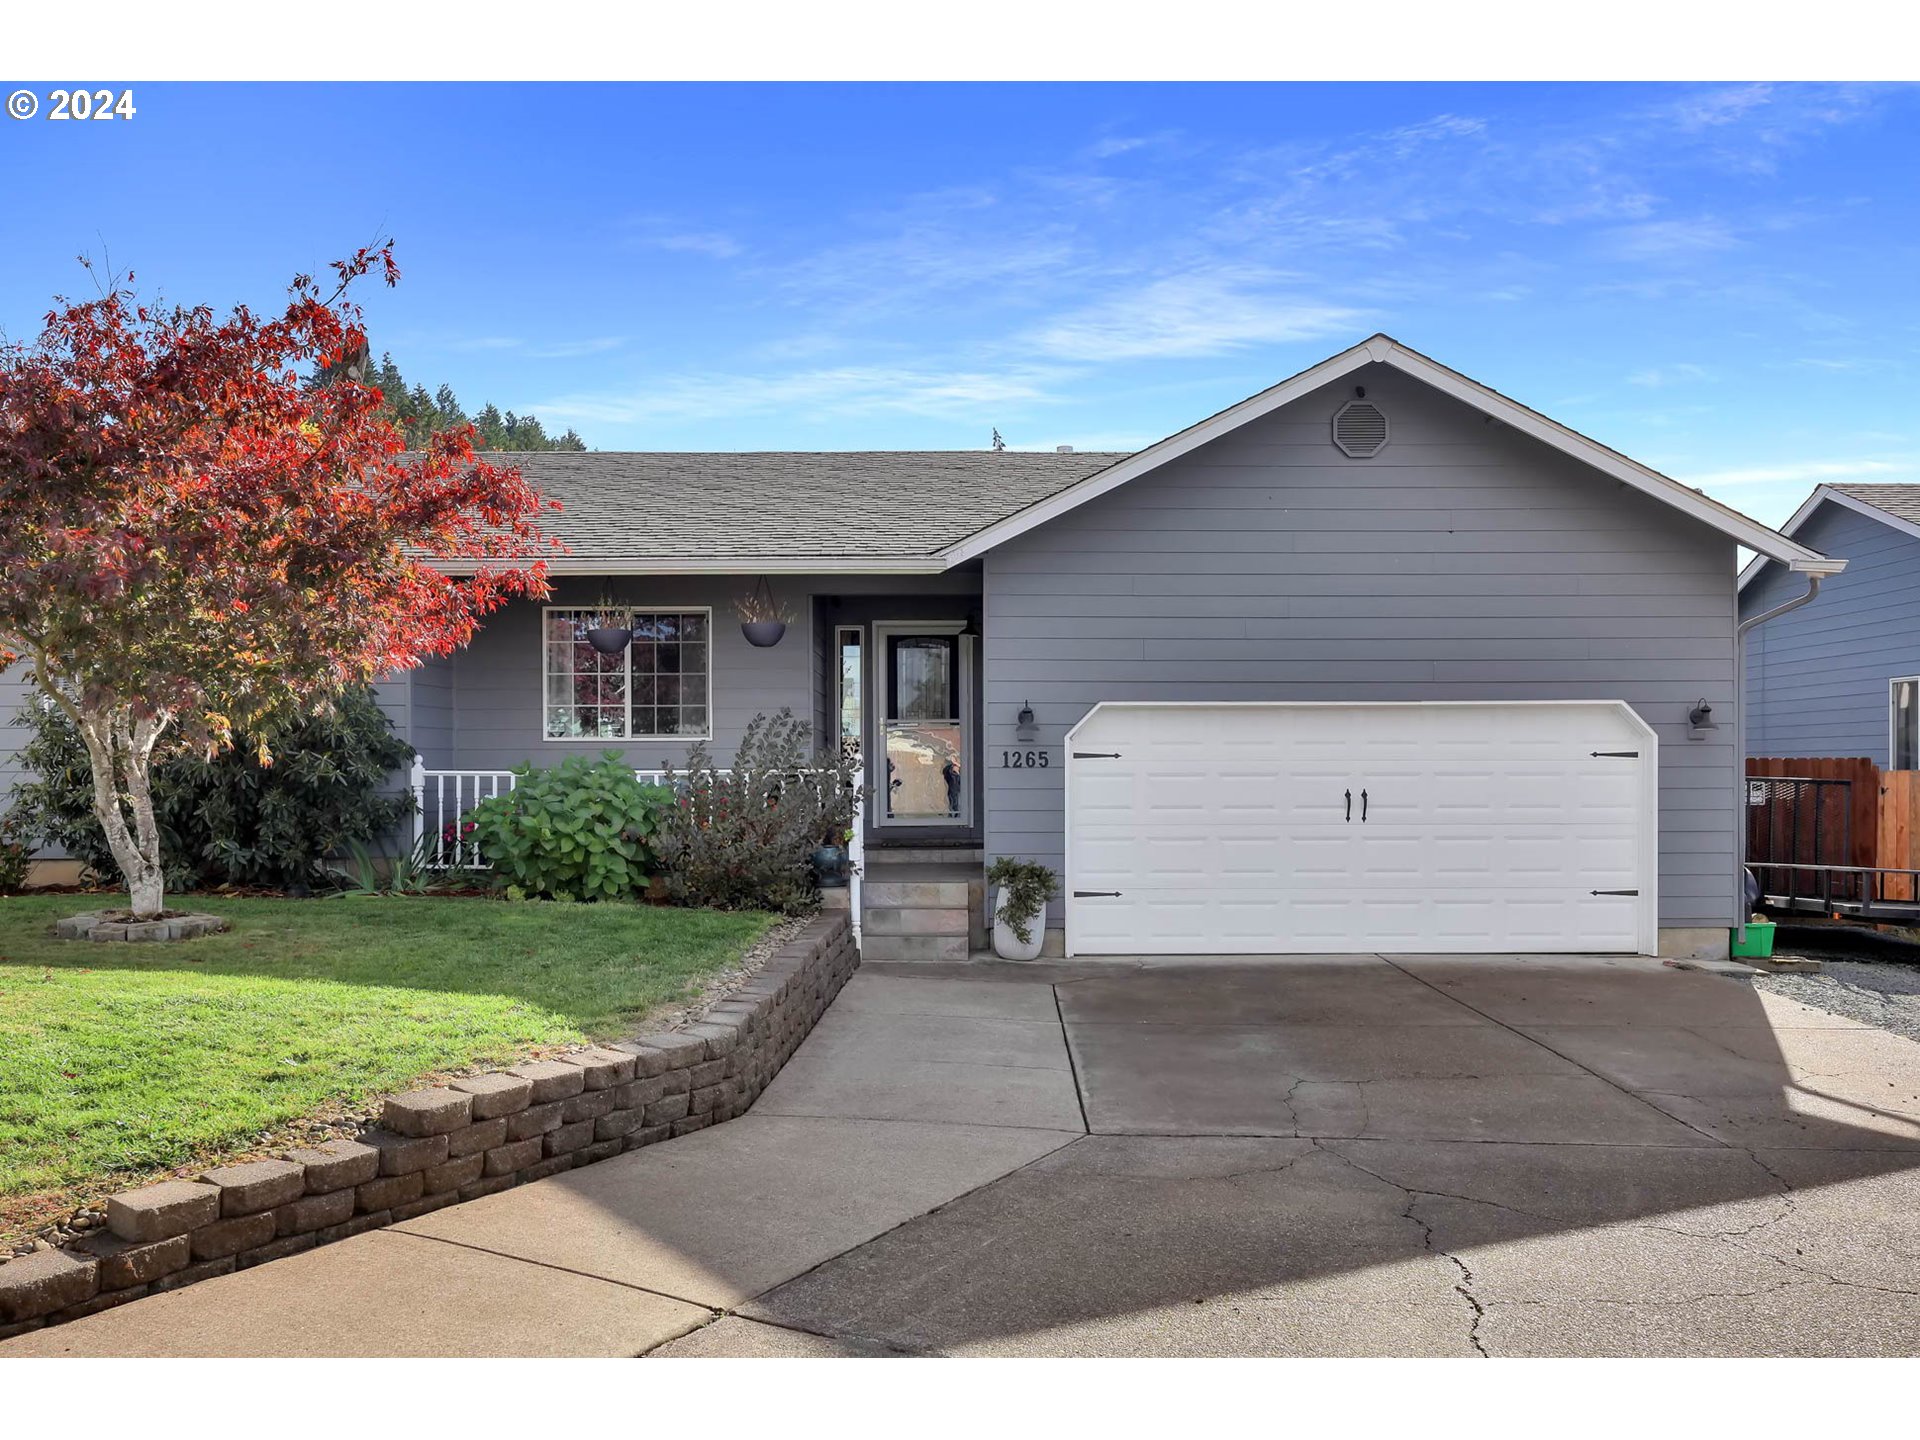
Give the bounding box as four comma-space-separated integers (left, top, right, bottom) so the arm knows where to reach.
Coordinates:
393, 572, 980, 775
981, 363, 1740, 931
1743, 502, 1920, 767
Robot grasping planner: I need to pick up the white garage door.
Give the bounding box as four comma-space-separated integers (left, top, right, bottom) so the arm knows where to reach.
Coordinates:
1065, 702, 1657, 956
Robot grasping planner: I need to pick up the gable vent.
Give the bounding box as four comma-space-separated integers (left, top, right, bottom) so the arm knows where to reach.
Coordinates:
1332, 400, 1389, 458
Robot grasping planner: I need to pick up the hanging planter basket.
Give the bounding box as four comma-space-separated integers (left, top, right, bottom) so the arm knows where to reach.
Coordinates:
737, 575, 792, 648
584, 588, 633, 654
585, 625, 633, 655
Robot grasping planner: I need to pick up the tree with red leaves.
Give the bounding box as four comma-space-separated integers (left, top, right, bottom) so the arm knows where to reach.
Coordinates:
0, 245, 558, 917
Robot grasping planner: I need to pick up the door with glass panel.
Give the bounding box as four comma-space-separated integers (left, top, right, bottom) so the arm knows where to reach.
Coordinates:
876, 628, 969, 826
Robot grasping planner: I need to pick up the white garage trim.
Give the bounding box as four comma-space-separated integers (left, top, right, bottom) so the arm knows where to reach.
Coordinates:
1063, 700, 1659, 958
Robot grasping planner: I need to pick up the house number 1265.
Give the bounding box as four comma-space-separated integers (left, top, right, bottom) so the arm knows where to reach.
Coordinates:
1000, 749, 1049, 768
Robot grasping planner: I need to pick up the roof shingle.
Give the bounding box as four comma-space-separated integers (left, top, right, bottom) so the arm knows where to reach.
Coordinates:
488, 450, 1131, 561
1831, 483, 1920, 526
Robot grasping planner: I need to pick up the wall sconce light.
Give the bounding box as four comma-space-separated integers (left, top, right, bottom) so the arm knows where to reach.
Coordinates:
1688, 699, 1717, 741
1016, 702, 1038, 742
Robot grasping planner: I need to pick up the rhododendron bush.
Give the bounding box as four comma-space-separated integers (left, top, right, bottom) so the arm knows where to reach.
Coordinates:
0, 246, 557, 916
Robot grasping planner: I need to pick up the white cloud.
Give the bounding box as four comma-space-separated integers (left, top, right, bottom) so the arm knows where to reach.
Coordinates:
532, 363, 1072, 426
525, 337, 626, 359
1666, 85, 1775, 131
1683, 458, 1911, 488
434, 335, 627, 360
1029, 270, 1363, 362
1085, 134, 1158, 159
774, 215, 1077, 311
1627, 363, 1713, 387
650, 231, 744, 259
1373, 114, 1489, 154
1602, 218, 1739, 262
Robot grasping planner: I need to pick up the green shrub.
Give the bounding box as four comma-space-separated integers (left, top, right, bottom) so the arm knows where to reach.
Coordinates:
7, 685, 415, 891
466, 751, 672, 902
0, 813, 31, 894
654, 709, 860, 915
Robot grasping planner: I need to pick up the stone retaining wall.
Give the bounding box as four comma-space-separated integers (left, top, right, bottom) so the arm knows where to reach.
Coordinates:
0, 912, 855, 1338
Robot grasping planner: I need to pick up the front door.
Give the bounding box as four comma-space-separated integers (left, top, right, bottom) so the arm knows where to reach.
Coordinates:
875, 625, 971, 828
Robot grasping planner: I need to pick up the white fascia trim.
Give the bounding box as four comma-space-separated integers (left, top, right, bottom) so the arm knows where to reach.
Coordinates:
941, 333, 1834, 573
430, 555, 951, 577
1064, 696, 1657, 745
1738, 485, 1883, 591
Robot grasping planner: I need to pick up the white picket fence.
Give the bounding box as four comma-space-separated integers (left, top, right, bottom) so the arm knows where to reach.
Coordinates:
406, 758, 865, 941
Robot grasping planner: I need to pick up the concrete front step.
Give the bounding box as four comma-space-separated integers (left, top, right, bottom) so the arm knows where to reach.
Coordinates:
864, 847, 984, 865
858, 933, 969, 961
858, 856, 989, 956
862, 880, 972, 908
863, 905, 969, 937
862, 861, 981, 882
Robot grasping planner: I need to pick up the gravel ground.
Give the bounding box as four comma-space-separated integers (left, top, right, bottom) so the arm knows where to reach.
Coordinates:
1755, 926, 1920, 1044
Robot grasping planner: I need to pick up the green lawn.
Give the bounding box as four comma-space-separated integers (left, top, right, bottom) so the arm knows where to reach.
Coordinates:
0, 894, 774, 1231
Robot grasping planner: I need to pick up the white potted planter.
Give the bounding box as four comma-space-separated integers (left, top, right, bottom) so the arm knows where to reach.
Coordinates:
987, 858, 1058, 962
992, 887, 1046, 961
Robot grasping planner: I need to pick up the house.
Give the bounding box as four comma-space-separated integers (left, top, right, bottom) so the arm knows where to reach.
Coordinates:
4, 336, 1843, 959
1740, 484, 1920, 767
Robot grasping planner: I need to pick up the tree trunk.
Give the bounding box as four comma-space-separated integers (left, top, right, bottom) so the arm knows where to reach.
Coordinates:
73, 703, 171, 919
127, 866, 165, 917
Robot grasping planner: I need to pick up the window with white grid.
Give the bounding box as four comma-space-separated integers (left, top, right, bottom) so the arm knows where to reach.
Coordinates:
542, 608, 711, 740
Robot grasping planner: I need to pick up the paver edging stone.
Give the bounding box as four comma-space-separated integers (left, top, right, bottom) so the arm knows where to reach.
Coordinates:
0, 912, 856, 1335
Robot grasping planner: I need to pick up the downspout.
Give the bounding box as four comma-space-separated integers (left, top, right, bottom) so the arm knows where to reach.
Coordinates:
1733, 568, 1831, 945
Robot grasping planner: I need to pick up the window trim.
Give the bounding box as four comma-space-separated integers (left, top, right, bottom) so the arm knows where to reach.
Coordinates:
1891, 676, 1920, 771
540, 604, 714, 744
835, 624, 864, 757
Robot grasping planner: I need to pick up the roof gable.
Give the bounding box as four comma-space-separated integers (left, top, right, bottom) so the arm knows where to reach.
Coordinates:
942, 334, 1841, 574
1738, 484, 1920, 591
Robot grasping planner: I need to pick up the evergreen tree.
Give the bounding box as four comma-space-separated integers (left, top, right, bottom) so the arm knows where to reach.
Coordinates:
316, 352, 587, 451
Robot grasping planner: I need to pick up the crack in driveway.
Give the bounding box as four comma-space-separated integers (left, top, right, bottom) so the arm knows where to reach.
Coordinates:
659, 955, 1920, 1358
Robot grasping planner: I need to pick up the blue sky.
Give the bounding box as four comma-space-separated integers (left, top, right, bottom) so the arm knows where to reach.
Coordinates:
1, 81, 1915, 528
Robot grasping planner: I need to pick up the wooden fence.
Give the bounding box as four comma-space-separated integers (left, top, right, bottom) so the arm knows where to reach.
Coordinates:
1880, 771, 1920, 901
1747, 757, 1920, 902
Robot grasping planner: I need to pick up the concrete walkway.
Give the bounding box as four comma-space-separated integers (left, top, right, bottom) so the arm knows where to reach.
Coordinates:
10, 953, 1920, 1356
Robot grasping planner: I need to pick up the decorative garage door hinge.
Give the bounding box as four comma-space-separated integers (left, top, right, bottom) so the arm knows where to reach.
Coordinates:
1074, 890, 1123, 898
1590, 889, 1639, 896
1073, 751, 1122, 759
1590, 750, 1639, 758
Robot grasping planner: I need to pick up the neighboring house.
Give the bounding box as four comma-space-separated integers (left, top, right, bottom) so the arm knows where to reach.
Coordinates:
4, 336, 1844, 959
1740, 484, 1920, 767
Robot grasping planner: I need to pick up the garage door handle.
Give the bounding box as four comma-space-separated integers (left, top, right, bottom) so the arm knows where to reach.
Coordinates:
1074, 890, 1123, 898
1591, 751, 1639, 758
1360, 788, 1368, 822
1591, 889, 1639, 896
1345, 788, 1352, 822
1073, 751, 1122, 759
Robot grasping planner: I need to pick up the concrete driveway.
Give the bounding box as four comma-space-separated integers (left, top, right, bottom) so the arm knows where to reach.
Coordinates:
10, 953, 1920, 1357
